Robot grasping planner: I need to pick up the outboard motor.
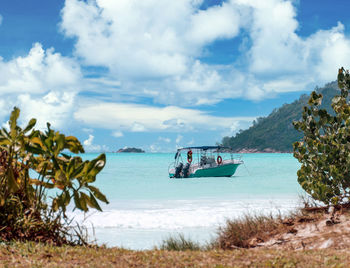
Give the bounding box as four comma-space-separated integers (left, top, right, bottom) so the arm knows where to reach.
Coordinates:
183, 163, 191, 178
175, 162, 183, 178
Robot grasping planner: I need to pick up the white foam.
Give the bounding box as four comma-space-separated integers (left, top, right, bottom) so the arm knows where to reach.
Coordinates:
68, 198, 299, 230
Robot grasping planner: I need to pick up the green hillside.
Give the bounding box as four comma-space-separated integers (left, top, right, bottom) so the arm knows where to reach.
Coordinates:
221, 82, 339, 152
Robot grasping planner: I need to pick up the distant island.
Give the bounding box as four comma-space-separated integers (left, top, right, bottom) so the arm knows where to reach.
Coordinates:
117, 147, 145, 153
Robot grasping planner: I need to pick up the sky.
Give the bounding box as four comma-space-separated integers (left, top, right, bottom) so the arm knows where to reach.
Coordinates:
0, 0, 350, 152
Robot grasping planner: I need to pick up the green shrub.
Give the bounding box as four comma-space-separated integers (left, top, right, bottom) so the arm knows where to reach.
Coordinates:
293, 68, 350, 205
0, 107, 108, 245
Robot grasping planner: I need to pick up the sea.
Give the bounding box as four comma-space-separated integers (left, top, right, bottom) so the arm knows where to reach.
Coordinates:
68, 153, 303, 249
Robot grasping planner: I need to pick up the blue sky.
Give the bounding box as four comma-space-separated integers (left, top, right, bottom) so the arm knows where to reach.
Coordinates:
0, 0, 350, 152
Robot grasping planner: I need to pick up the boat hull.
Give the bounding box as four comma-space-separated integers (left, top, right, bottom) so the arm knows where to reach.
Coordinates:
169, 163, 240, 178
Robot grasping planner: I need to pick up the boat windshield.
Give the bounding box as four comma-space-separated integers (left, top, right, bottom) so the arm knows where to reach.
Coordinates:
174, 146, 238, 165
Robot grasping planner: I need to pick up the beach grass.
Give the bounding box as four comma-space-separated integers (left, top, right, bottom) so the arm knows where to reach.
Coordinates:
1, 241, 350, 267
159, 234, 202, 251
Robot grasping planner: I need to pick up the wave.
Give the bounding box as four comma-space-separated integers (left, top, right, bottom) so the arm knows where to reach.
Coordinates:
67, 198, 299, 230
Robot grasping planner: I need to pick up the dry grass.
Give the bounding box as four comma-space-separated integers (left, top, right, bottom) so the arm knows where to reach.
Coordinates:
1, 242, 350, 267
215, 213, 286, 249
159, 208, 324, 251
214, 208, 325, 250
159, 234, 202, 251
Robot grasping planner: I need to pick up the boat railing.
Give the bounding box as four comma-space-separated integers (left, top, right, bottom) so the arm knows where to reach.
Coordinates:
168, 162, 175, 173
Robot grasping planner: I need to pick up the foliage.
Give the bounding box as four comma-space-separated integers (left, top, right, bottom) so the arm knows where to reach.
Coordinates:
293, 68, 350, 205
3, 242, 350, 267
216, 214, 283, 249
221, 82, 340, 152
0, 107, 108, 244
160, 234, 202, 251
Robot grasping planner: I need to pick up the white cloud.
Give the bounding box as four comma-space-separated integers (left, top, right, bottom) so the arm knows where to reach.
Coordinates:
0, 43, 81, 129
176, 135, 183, 144
238, 0, 350, 96
83, 134, 94, 146
74, 101, 255, 134
17, 91, 76, 129
60, 0, 241, 77
186, 2, 241, 46
0, 15, 3, 25
60, 0, 246, 105
83, 134, 109, 152
112, 131, 123, 138
60, 0, 350, 104
149, 144, 161, 153
158, 137, 171, 143
0, 43, 81, 95
131, 123, 146, 132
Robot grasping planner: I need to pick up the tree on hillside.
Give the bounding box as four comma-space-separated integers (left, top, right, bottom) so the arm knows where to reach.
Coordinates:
293, 68, 350, 205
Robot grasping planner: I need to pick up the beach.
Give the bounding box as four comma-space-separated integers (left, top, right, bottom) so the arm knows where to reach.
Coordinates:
70, 153, 303, 249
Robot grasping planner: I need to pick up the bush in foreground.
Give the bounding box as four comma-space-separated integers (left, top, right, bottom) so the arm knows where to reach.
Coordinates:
0, 107, 108, 245
293, 68, 350, 205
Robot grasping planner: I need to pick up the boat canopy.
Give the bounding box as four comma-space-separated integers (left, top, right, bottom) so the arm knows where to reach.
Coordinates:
174, 146, 234, 159
177, 146, 232, 151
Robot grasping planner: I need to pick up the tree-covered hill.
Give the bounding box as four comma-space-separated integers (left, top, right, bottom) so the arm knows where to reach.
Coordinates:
221, 82, 339, 152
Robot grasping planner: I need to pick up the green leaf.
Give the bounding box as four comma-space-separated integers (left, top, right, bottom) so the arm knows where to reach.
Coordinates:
23, 118, 36, 134
66, 136, 85, 154
79, 192, 88, 212
55, 169, 66, 184
6, 168, 19, 193
87, 154, 106, 177
55, 133, 65, 154
29, 179, 55, 189
9, 107, 20, 137
87, 185, 109, 204
25, 144, 45, 155
52, 198, 59, 212
74, 191, 84, 211
89, 192, 102, 211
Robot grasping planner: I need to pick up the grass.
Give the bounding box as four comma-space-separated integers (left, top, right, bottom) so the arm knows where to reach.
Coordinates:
159, 234, 202, 251
2, 198, 347, 267
1, 241, 350, 267
160, 207, 324, 251
159, 214, 287, 251
216, 213, 285, 249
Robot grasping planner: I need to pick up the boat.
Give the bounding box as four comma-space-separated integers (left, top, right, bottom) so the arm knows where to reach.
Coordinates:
168, 146, 243, 178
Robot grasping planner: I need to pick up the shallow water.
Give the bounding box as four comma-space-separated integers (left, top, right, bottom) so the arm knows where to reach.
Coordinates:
69, 153, 303, 249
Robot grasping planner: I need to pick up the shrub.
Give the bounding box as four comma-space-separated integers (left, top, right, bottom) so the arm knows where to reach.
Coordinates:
293, 68, 350, 205
0, 107, 108, 245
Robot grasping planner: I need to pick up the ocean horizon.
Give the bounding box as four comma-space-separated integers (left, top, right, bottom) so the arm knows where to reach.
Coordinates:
69, 152, 303, 249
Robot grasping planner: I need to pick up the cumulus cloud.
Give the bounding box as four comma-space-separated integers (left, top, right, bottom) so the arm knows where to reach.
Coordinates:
238, 0, 350, 97
83, 134, 94, 146
0, 15, 3, 25
60, 0, 240, 77
83, 134, 109, 152
60, 0, 246, 105
0, 43, 81, 128
60, 0, 350, 104
74, 101, 255, 134
18, 91, 76, 129
0, 43, 81, 95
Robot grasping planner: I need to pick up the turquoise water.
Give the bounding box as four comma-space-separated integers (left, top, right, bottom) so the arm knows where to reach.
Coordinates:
70, 153, 303, 249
